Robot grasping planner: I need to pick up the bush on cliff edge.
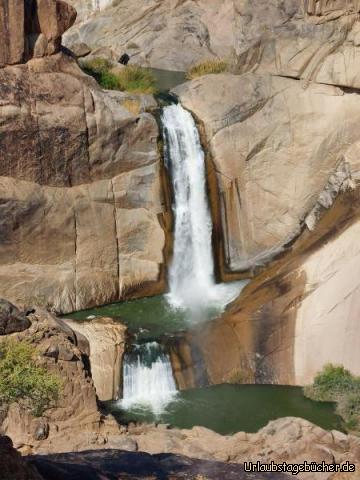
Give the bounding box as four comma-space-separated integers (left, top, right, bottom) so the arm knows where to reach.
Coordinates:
81, 58, 157, 94
304, 364, 360, 432
0, 340, 61, 417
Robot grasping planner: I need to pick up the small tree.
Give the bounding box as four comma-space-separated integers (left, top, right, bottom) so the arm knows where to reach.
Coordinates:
0, 340, 61, 417
304, 364, 360, 432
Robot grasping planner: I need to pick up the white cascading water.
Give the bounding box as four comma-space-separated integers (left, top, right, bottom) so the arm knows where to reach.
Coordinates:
120, 342, 177, 415
162, 103, 242, 312
92, 0, 113, 12
120, 103, 245, 416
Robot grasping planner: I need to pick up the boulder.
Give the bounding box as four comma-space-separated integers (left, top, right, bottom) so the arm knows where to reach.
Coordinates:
65, 317, 127, 401
70, 41, 91, 58
0, 299, 30, 335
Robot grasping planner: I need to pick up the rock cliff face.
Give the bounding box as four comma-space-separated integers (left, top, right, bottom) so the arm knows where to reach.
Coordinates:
0, 0, 170, 313
189, 189, 360, 386
174, 74, 360, 271
63, 0, 360, 74
0, 0, 76, 66
63, 0, 238, 70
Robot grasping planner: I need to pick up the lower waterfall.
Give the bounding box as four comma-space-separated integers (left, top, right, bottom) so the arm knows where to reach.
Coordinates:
120, 342, 177, 415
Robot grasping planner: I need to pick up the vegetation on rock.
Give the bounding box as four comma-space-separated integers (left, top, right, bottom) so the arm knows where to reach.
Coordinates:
81, 58, 157, 94
0, 340, 61, 417
304, 364, 360, 431
186, 58, 229, 80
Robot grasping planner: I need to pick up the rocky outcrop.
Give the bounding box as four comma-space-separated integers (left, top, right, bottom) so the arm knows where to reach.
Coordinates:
0, 305, 107, 453
0, 2, 170, 314
129, 417, 360, 479
305, 0, 360, 21
65, 317, 127, 401
4, 416, 360, 479
0, 0, 76, 67
0, 299, 31, 335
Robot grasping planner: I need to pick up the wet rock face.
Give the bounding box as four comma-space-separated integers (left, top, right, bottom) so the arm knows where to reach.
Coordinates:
0, 0, 76, 67
0, 299, 31, 335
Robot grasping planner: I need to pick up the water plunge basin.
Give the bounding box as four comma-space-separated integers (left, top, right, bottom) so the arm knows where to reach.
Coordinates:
105, 384, 343, 435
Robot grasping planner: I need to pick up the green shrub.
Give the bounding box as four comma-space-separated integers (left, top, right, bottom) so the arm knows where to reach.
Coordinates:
304, 364, 360, 433
186, 58, 229, 80
0, 340, 61, 417
304, 364, 358, 401
116, 66, 157, 94
81, 58, 120, 90
82, 57, 113, 74
81, 58, 157, 94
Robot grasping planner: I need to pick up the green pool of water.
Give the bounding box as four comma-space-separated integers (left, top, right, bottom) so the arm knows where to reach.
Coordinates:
65, 294, 226, 340
147, 68, 186, 93
106, 384, 343, 435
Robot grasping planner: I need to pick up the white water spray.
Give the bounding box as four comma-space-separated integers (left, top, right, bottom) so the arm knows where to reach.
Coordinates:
120, 342, 177, 415
162, 103, 242, 312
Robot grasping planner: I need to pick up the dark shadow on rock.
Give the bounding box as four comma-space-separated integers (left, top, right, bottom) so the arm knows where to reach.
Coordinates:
27, 449, 291, 479
0, 299, 31, 335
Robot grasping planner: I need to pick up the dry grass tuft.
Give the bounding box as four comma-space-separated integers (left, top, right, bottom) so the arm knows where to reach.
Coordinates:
186, 58, 229, 80
121, 98, 142, 115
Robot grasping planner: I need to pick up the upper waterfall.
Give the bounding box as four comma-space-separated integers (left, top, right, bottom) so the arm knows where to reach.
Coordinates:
162, 104, 242, 312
